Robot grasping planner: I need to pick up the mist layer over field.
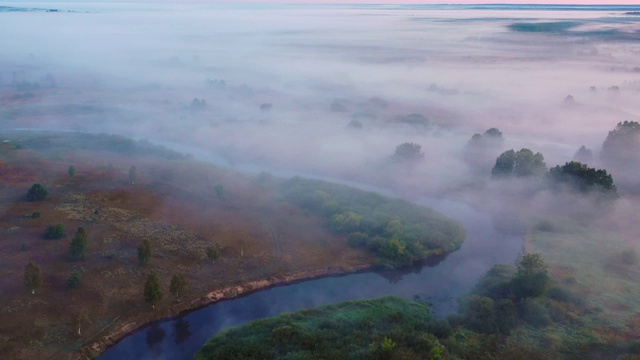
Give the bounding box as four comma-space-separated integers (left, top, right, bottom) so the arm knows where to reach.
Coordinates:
2, 3, 639, 198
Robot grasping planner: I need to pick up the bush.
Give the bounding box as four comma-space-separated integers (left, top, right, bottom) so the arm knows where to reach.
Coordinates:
44, 224, 66, 239
26, 183, 48, 201
518, 298, 552, 328
31, 212, 40, 219
429, 319, 452, 339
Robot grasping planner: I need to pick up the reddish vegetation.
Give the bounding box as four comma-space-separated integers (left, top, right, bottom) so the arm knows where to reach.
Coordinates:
0, 141, 372, 359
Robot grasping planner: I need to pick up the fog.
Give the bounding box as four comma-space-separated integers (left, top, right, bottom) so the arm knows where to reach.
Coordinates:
1, 3, 640, 209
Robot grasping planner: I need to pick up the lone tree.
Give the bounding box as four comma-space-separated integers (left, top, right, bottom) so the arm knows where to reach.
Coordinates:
144, 272, 163, 309
464, 128, 504, 170
68, 227, 88, 261
206, 245, 220, 263
169, 274, 188, 302
26, 183, 48, 201
24, 261, 43, 294
492, 148, 546, 177
66, 270, 81, 289
512, 253, 549, 298
137, 239, 152, 265
68, 165, 75, 176
129, 165, 137, 184
392, 142, 424, 161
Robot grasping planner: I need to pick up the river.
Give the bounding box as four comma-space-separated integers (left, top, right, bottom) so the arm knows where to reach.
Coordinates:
97, 190, 522, 360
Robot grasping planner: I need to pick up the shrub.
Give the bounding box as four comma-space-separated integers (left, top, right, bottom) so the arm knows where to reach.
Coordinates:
26, 183, 48, 201
66, 270, 81, 289
31, 211, 40, 219
44, 224, 66, 239
518, 298, 552, 328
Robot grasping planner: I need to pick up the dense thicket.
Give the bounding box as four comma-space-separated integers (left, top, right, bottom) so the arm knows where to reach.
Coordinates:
280, 177, 465, 267
196, 297, 442, 360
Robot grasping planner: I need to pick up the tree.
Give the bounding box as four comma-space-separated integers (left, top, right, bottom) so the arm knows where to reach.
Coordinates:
206, 246, 220, 263
491, 149, 516, 177
512, 253, 549, 298
573, 145, 593, 163
26, 183, 48, 201
601, 120, 640, 172
68, 165, 75, 176
392, 142, 423, 161
137, 239, 152, 265
144, 272, 163, 309
129, 166, 137, 184
169, 274, 188, 302
548, 161, 618, 197
66, 270, 81, 289
44, 223, 65, 239
68, 227, 88, 261
491, 148, 546, 177
24, 261, 43, 294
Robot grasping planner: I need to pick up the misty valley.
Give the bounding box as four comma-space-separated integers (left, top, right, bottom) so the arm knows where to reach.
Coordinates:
1, 2, 640, 360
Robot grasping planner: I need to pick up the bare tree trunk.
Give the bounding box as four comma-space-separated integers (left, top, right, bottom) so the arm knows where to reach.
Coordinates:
78, 324, 81, 336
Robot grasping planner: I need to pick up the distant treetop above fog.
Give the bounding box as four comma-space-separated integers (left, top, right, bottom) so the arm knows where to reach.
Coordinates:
492, 148, 546, 178
601, 121, 640, 173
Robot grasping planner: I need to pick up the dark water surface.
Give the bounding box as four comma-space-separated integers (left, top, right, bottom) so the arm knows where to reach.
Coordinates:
98, 195, 522, 360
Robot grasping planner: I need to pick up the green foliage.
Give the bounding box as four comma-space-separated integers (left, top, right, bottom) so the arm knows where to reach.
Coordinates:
144, 272, 163, 308
31, 211, 40, 219
68, 165, 75, 176
169, 274, 188, 301
195, 296, 441, 360
492, 148, 547, 177
20, 243, 27, 252
137, 239, 152, 265
68, 227, 88, 261
513, 253, 549, 298
459, 295, 497, 334
24, 261, 43, 294
214, 184, 224, 198
44, 223, 65, 239
66, 270, 81, 289
472, 264, 516, 300
280, 177, 464, 267
518, 298, 552, 327
548, 161, 618, 197
392, 142, 424, 161
26, 183, 48, 201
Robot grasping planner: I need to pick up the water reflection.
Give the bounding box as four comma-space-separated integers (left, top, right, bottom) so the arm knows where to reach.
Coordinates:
172, 319, 191, 345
